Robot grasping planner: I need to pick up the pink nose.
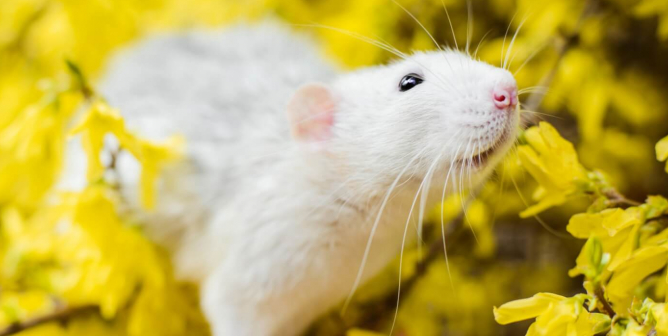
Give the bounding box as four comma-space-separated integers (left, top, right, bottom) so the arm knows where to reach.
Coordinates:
493, 85, 518, 110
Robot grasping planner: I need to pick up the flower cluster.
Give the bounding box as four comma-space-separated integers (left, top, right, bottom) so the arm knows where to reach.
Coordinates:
495, 123, 668, 336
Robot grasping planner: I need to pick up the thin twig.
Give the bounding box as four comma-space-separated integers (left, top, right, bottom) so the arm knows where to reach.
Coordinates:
65, 60, 94, 100
594, 285, 616, 318
0, 305, 99, 336
603, 188, 642, 207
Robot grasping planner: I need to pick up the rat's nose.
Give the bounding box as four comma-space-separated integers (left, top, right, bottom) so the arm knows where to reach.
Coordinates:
492, 85, 518, 110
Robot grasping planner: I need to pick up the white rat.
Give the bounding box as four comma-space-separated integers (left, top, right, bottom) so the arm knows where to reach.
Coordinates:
61, 22, 519, 335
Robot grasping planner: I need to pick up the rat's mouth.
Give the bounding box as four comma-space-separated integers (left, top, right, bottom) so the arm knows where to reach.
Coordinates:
456, 145, 496, 169
457, 120, 515, 169
470, 146, 496, 167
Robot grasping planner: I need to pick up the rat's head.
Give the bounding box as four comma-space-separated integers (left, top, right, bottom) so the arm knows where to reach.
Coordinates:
286, 50, 519, 194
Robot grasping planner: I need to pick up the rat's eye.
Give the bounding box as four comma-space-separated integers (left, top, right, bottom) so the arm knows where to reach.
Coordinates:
399, 73, 423, 92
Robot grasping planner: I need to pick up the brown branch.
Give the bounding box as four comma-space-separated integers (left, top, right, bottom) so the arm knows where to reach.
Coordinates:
0, 284, 142, 336
65, 59, 94, 100
593, 285, 616, 318
603, 188, 642, 207
0, 305, 99, 336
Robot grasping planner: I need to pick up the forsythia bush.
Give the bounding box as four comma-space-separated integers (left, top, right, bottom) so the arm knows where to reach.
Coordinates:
495, 123, 668, 335
0, 65, 207, 335
1, 0, 668, 335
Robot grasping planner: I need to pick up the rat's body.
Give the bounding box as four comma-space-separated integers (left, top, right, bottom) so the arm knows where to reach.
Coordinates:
62, 22, 520, 335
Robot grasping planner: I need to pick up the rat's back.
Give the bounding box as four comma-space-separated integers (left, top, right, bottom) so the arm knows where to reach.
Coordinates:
100, 22, 336, 145
61, 23, 337, 273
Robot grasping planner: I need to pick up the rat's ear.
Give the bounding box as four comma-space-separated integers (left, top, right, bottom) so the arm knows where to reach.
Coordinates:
286, 83, 336, 145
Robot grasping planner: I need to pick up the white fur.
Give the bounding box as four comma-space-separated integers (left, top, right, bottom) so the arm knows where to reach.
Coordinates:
60, 22, 519, 335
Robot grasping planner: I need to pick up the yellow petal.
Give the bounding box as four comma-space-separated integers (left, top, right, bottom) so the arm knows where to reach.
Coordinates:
607, 245, 668, 309
346, 329, 385, 336
520, 191, 569, 218
569, 237, 605, 279
530, 300, 573, 336
651, 303, 668, 335
517, 146, 560, 192
493, 293, 565, 325
69, 102, 126, 181
607, 222, 641, 271
601, 207, 643, 236
567, 212, 610, 239
657, 135, 668, 161
524, 126, 548, 155
566, 208, 641, 239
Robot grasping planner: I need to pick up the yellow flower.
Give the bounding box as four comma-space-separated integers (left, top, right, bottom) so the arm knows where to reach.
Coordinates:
567, 208, 642, 239
606, 245, 668, 312
651, 303, 668, 335
567, 207, 645, 275
568, 237, 608, 280
0, 290, 56, 327
346, 329, 385, 336
70, 100, 184, 210
121, 133, 185, 210
0, 185, 205, 335
69, 101, 125, 181
656, 135, 668, 173
494, 293, 565, 324
517, 122, 595, 217
494, 293, 610, 336
619, 320, 653, 336
0, 90, 81, 209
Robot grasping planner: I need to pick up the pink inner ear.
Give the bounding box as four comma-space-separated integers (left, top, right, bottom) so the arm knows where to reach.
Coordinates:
287, 83, 336, 144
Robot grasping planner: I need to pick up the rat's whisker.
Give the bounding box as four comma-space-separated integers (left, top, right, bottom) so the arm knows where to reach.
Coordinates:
459, 138, 480, 245
501, 11, 519, 69
473, 29, 493, 60
477, 134, 483, 171
295, 24, 408, 61
518, 86, 549, 95
440, 0, 459, 51
414, 129, 463, 255
512, 40, 548, 76
390, 151, 443, 335
390, 0, 463, 94
465, 0, 473, 56
342, 147, 427, 314
520, 109, 561, 121
392, 0, 440, 52
297, 23, 458, 93
504, 14, 529, 70
416, 149, 443, 259
489, 156, 508, 229
439, 142, 462, 297
508, 164, 572, 239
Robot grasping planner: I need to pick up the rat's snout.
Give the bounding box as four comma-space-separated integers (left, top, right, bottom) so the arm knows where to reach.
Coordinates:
492, 84, 518, 110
